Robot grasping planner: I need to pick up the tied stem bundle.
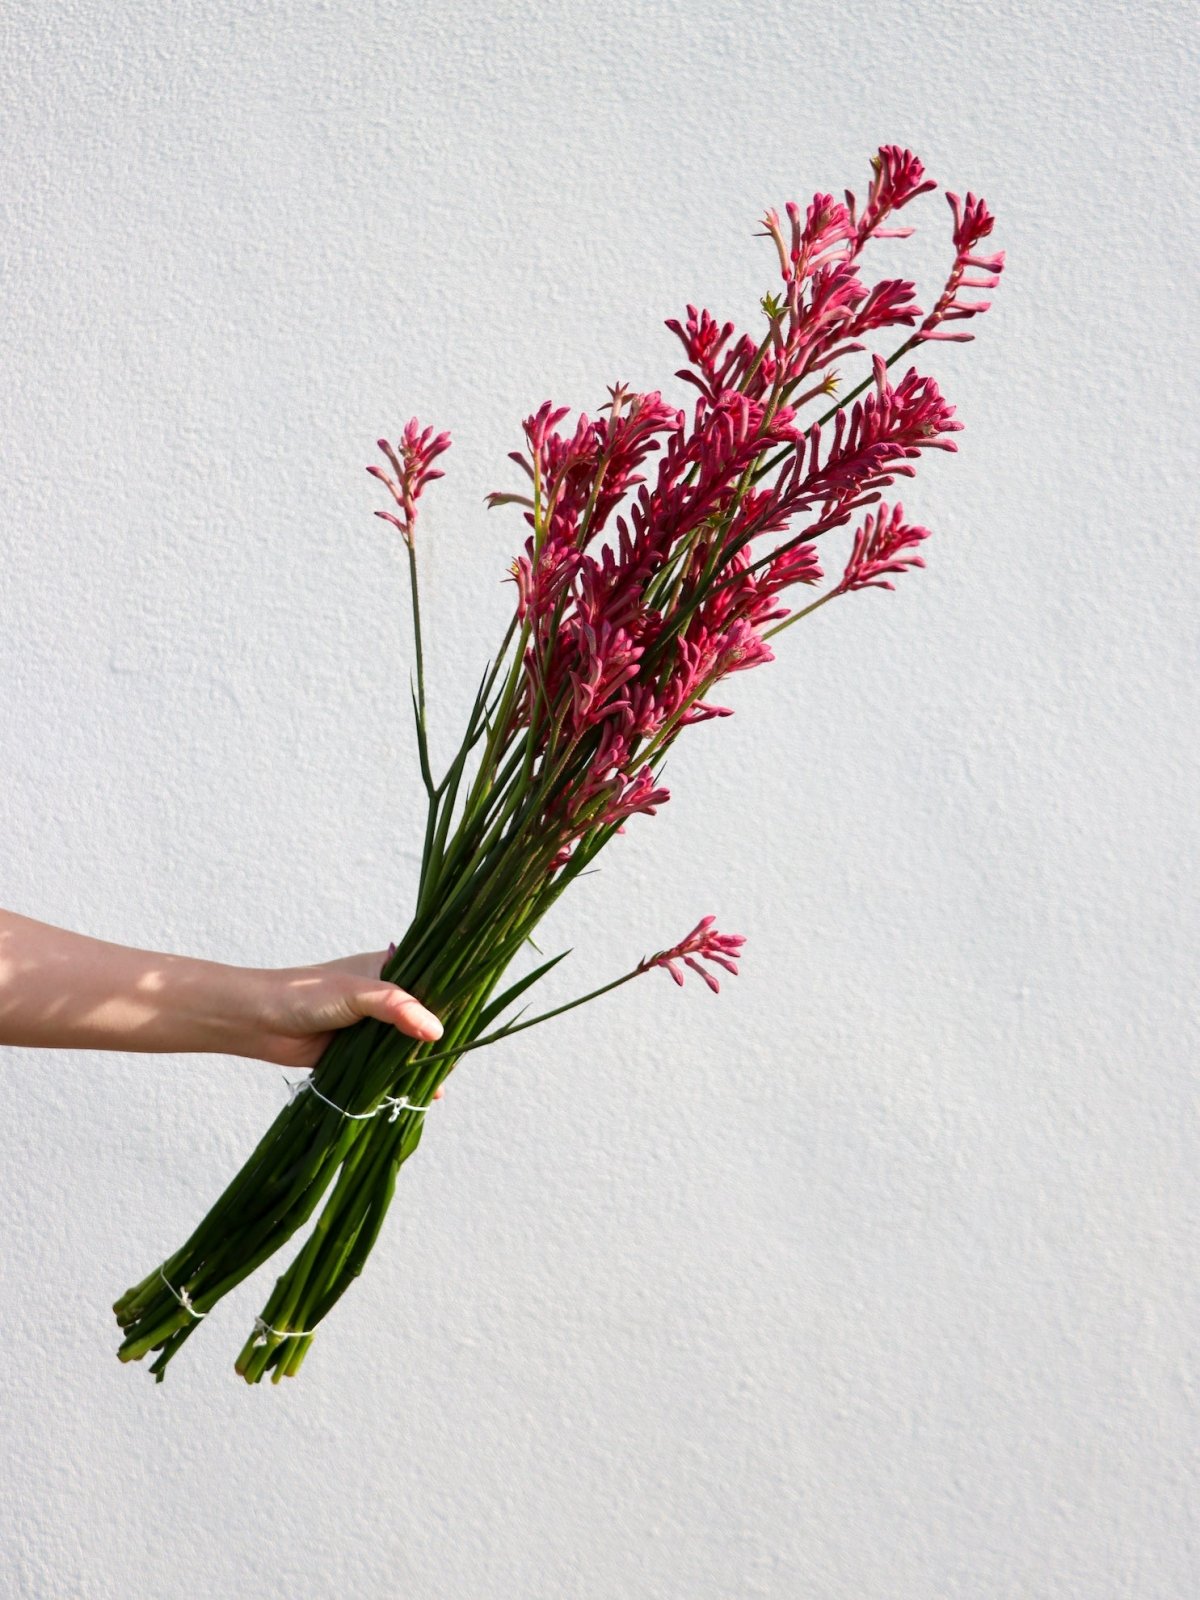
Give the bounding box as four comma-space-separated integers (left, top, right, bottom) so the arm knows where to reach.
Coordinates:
113, 148, 1003, 1382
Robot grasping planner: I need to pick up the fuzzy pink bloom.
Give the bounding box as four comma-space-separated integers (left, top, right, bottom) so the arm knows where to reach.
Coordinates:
756, 194, 855, 286
368, 420, 452, 545
557, 738, 669, 846
559, 720, 633, 819
664, 304, 753, 404
917, 192, 1005, 343
775, 261, 875, 375
672, 164, 932, 410
568, 620, 645, 731
493, 391, 682, 673
629, 616, 770, 735
639, 916, 746, 993
844, 275, 922, 339
598, 766, 671, 833
613, 765, 670, 817
481, 151, 998, 831
847, 146, 937, 246
764, 540, 824, 591
758, 355, 960, 547
836, 502, 931, 593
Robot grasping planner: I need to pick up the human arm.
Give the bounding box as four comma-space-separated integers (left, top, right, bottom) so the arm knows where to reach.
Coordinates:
0, 908, 442, 1068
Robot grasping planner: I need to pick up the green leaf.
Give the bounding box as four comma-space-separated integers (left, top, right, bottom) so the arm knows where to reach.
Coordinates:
476, 949, 571, 1033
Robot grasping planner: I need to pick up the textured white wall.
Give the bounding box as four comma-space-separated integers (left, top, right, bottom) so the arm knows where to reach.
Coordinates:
1, 1, 1196, 1596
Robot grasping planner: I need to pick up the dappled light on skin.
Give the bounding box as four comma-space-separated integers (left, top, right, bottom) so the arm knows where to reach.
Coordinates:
0, 912, 442, 1062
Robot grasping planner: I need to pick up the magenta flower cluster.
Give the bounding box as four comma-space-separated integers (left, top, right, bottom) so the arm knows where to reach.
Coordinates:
373, 147, 1003, 991
367, 420, 452, 546
639, 917, 748, 994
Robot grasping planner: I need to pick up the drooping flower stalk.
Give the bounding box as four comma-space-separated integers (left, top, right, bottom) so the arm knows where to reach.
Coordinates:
367, 422, 451, 794
639, 917, 747, 992
113, 147, 1003, 1383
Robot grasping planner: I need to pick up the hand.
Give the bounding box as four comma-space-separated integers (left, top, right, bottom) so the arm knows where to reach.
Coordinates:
0, 909, 444, 1070
242, 949, 444, 1069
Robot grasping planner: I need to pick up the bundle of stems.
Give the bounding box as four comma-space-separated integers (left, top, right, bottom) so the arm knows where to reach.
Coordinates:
113, 148, 1002, 1382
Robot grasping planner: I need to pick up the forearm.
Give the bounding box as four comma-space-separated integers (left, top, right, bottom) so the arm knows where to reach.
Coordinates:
0, 908, 263, 1055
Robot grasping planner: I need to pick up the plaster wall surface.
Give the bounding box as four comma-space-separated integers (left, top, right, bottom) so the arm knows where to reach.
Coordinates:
1, 3, 1196, 1596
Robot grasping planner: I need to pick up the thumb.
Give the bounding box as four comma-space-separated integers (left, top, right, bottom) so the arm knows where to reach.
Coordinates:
350, 980, 443, 1043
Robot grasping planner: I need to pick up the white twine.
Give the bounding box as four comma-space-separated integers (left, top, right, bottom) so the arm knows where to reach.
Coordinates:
160, 1083, 431, 1346
283, 1076, 434, 1123
228, 1081, 438, 1352
161, 1275, 312, 1345
160, 1266, 206, 1319
381, 1093, 432, 1122
252, 1315, 315, 1347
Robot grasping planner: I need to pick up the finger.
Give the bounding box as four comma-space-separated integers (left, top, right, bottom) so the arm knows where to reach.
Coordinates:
351, 981, 443, 1043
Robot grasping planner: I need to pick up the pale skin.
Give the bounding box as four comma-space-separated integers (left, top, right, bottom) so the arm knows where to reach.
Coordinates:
0, 908, 444, 1073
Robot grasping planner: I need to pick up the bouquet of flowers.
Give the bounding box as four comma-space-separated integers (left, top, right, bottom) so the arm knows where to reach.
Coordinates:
113, 148, 1003, 1383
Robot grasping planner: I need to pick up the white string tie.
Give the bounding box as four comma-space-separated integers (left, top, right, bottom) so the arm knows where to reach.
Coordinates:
286, 1076, 376, 1119
160, 1266, 206, 1319
252, 1315, 315, 1347
381, 1093, 430, 1122
282, 1076, 434, 1122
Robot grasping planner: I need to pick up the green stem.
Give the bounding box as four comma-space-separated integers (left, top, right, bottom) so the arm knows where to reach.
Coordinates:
407, 539, 435, 798
762, 587, 839, 640
387, 963, 644, 1072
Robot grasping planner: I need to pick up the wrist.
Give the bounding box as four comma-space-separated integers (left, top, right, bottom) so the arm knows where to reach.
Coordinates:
165, 956, 270, 1058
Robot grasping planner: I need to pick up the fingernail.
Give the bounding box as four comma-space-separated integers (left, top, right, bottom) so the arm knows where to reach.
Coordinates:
415, 1008, 443, 1041
393, 993, 442, 1041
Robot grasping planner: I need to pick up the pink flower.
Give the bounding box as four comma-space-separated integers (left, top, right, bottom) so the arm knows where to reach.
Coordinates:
764, 356, 961, 540
664, 305, 758, 404
476, 150, 999, 829
561, 721, 634, 820
595, 765, 671, 833
763, 540, 823, 592
613, 765, 669, 818
844, 276, 922, 339
917, 192, 1005, 343
671, 174, 928, 411
756, 194, 855, 286
836, 502, 931, 593
639, 916, 746, 993
556, 744, 669, 845
568, 620, 645, 731
632, 618, 769, 735
368, 420, 451, 545
848, 146, 937, 246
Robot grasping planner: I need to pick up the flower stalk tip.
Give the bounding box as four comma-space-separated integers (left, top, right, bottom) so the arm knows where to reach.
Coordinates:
368, 420, 452, 545
640, 917, 746, 993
